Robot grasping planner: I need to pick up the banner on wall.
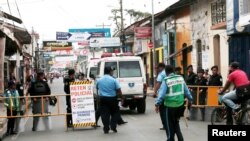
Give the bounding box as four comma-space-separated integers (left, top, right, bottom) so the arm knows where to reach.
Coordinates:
162, 33, 168, 63
134, 27, 152, 39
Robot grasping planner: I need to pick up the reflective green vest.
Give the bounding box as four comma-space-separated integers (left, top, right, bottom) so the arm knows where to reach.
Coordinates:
4, 89, 20, 111
164, 74, 185, 108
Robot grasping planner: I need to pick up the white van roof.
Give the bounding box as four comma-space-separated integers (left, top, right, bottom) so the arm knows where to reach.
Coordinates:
100, 56, 142, 61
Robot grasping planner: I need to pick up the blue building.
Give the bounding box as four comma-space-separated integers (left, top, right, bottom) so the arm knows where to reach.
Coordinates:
227, 0, 250, 77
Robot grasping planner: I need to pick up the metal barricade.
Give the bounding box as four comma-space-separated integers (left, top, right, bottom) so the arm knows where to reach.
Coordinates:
0, 95, 70, 129
187, 85, 222, 107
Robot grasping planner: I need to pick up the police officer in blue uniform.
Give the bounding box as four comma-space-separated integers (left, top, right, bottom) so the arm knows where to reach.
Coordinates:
96, 67, 122, 134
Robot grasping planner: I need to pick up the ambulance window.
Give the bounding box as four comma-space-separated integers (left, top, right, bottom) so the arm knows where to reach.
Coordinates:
104, 62, 118, 78
89, 67, 98, 79
119, 61, 142, 77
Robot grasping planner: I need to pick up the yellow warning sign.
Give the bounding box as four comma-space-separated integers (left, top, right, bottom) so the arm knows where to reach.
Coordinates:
70, 80, 95, 127
70, 81, 93, 85
73, 122, 96, 128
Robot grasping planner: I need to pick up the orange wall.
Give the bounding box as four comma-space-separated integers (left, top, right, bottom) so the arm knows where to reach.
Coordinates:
175, 7, 191, 70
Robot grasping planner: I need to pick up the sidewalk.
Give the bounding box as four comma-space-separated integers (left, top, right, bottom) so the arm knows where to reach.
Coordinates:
147, 87, 154, 96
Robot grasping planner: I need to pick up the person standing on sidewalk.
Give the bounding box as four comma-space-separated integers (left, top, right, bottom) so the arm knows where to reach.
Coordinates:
4, 81, 20, 135
194, 69, 207, 121
155, 65, 193, 141
96, 67, 122, 134
208, 65, 223, 86
153, 63, 166, 130
64, 69, 75, 128
29, 72, 51, 131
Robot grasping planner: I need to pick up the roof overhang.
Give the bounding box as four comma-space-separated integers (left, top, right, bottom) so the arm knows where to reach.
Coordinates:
0, 20, 31, 44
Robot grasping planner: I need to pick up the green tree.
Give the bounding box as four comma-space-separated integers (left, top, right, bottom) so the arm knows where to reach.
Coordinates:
110, 8, 151, 34
125, 9, 151, 24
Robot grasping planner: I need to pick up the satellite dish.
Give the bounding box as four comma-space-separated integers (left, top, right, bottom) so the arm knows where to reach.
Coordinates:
235, 21, 245, 32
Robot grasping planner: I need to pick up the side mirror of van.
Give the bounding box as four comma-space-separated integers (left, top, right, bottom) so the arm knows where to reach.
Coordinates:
90, 74, 95, 80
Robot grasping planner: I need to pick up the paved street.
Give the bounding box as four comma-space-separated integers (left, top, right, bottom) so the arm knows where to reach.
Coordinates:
3, 77, 210, 141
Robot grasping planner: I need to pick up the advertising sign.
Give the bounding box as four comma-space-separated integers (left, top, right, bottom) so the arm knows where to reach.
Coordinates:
43, 41, 72, 51
78, 41, 89, 46
44, 49, 89, 56
56, 32, 72, 40
162, 33, 168, 63
89, 37, 120, 48
70, 81, 96, 127
55, 56, 77, 62
69, 28, 111, 38
134, 27, 152, 39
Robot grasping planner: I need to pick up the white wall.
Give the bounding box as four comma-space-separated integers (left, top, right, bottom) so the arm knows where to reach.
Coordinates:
190, 0, 210, 72
190, 0, 229, 83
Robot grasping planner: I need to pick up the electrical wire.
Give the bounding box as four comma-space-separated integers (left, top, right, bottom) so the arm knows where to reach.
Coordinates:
15, 0, 22, 20
6, 0, 16, 28
14, 0, 28, 30
6, 0, 12, 15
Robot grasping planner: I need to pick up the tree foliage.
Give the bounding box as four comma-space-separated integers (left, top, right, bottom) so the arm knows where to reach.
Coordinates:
110, 8, 151, 34
125, 9, 151, 23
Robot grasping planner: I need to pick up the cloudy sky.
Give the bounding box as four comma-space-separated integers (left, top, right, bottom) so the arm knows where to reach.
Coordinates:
1, 0, 178, 41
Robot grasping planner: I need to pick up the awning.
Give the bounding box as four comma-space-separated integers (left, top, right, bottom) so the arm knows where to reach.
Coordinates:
166, 45, 192, 60
0, 10, 22, 24
0, 20, 31, 44
14, 30, 31, 44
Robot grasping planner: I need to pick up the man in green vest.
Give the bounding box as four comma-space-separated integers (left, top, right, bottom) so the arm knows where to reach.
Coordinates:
155, 65, 193, 141
4, 81, 20, 135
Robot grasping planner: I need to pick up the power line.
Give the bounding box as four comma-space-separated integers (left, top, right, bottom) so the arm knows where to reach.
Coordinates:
15, 0, 22, 20
6, 0, 12, 15
14, 0, 28, 30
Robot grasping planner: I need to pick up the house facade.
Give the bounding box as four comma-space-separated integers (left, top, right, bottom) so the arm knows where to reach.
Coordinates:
190, 0, 229, 80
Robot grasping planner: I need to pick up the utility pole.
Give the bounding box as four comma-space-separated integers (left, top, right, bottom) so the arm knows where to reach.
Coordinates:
120, 0, 124, 53
151, 0, 156, 87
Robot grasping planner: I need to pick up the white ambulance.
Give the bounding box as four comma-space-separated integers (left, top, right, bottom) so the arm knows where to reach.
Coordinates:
95, 53, 147, 113
86, 58, 100, 80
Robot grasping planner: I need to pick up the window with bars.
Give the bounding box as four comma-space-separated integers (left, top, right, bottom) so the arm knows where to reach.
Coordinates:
211, 0, 226, 25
